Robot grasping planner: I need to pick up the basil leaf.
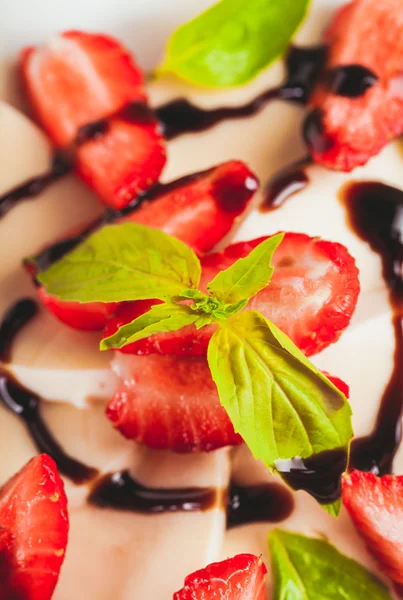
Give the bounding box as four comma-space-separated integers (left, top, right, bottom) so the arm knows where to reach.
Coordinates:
38, 223, 201, 303
207, 311, 352, 469
101, 302, 199, 350
269, 529, 392, 600
158, 0, 310, 87
207, 233, 284, 304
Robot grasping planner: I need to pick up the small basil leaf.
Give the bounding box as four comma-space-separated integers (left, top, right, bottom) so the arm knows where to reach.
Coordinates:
38, 223, 201, 303
207, 311, 352, 470
269, 529, 392, 600
100, 302, 199, 350
159, 0, 310, 87
207, 233, 284, 304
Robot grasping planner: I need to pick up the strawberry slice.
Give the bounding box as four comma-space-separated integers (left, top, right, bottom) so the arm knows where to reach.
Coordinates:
106, 353, 243, 451
32, 161, 258, 332
306, 0, 403, 171
174, 554, 268, 600
106, 352, 347, 451
21, 31, 166, 208
38, 287, 117, 331
104, 232, 360, 357
121, 160, 259, 252
343, 470, 403, 585
0, 454, 69, 600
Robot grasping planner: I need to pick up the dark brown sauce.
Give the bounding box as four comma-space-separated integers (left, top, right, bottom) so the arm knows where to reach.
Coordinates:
0, 299, 98, 483
227, 480, 294, 528
341, 181, 403, 475
88, 470, 217, 513
0, 367, 98, 484
75, 100, 157, 145
157, 45, 327, 140
325, 65, 378, 98
276, 448, 348, 504
260, 155, 311, 212
0, 298, 38, 363
0, 152, 72, 220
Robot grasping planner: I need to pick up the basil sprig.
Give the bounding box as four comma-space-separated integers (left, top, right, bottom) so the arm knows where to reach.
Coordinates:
37, 223, 353, 513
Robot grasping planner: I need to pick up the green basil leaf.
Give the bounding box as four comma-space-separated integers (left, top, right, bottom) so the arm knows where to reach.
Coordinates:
158, 0, 310, 87
38, 223, 201, 303
269, 529, 392, 600
207, 233, 284, 304
207, 310, 352, 469
100, 302, 199, 350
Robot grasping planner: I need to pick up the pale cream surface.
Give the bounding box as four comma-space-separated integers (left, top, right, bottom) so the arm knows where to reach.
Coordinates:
0, 3, 402, 596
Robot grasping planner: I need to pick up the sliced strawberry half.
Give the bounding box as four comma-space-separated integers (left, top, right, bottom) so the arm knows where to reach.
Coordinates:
0, 454, 69, 600
173, 554, 268, 600
104, 232, 360, 357
21, 31, 166, 208
38, 287, 116, 332
343, 470, 403, 585
306, 0, 403, 171
121, 160, 259, 252
106, 354, 346, 451
31, 161, 258, 332
106, 353, 243, 452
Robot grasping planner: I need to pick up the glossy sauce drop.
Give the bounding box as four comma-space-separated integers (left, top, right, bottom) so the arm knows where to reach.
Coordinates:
260, 156, 311, 212
276, 448, 347, 504
157, 45, 327, 139
88, 470, 217, 513
227, 480, 294, 528
325, 65, 378, 98
341, 181, 403, 474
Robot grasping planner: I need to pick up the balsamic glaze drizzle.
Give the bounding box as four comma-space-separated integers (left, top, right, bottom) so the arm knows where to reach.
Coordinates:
0, 367, 98, 484
89, 472, 294, 526
341, 181, 403, 475
227, 480, 294, 528
0, 298, 38, 363
157, 45, 327, 140
276, 448, 347, 504
260, 155, 311, 212
88, 470, 217, 514
0, 153, 71, 220
0, 299, 97, 483
325, 65, 378, 98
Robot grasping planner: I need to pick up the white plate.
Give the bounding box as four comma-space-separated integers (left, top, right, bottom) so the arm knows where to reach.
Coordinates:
0, 1, 400, 599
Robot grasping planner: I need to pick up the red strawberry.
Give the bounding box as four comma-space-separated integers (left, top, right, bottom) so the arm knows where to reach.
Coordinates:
306, 0, 403, 171
343, 470, 403, 585
21, 31, 166, 208
322, 372, 350, 399
0, 454, 69, 600
104, 232, 360, 357
121, 161, 259, 252
106, 354, 346, 451
173, 554, 268, 600
106, 354, 242, 451
32, 161, 258, 332
38, 287, 116, 331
